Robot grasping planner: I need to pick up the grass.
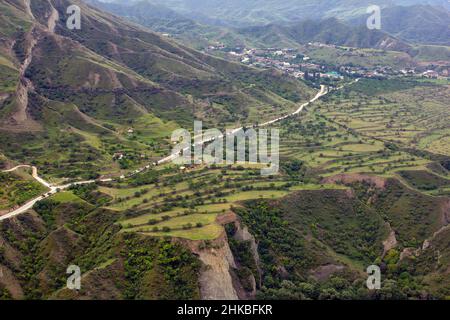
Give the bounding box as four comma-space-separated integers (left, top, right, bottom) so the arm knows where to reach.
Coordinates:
50, 191, 84, 203
5, 71, 443, 247
413, 45, 450, 62
278, 110, 428, 177
99, 185, 156, 198
126, 213, 218, 232
0, 63, 18, 93
224, 190, 289, 202
120, 209, 188, 227
142, 223, 223, 241
419, 133, 450, 157
110, 188, 195, 211
0, 55, 17, 70
95, 258, 117, 270
69, 127, 102, 149
290, 184, 348, 191
0, 172, 49, 210
340, 143, 384, 153
120, 203, 232, 227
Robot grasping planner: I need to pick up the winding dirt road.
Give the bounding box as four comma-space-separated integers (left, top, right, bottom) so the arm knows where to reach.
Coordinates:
0, 81, 355, 221
0, 166, 111, 221
157, 84, 330, 165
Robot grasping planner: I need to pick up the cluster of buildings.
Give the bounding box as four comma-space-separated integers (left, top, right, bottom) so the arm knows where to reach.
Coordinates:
343, 66, 447, 79
204, 43, 450, 82
205, 46, 344, 81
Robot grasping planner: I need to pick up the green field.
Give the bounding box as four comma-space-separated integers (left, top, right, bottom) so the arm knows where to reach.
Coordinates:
0, 169, 48, 210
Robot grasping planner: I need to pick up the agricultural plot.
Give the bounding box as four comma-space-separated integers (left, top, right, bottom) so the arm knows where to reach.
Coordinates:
320, 79, 450, 149
49, 191, 85, 204
0, 168, 49, 211
275, 78, 450, 180
276, 105, 429, 178
301, 46, 412, 69
418, 130, 450, 157
92, 164, 345, 240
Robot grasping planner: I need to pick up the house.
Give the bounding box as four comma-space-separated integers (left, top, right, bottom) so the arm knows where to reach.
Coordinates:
293, 71, 305, 79
422, 70, 438, 79
113, 153, 124, 160
323, 71, 344, 79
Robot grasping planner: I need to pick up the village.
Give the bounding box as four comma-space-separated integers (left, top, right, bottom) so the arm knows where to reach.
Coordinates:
204, 42, 450, 83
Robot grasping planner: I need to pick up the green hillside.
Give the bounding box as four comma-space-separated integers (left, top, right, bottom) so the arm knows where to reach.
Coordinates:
1, 0, 449, 302
0, 0, 313, 180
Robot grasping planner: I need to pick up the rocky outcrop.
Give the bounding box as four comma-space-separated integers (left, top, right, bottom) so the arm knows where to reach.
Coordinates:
47, 3, 59, 33
179, 211, 261, 300
382, 222, 398, 257
197, 241, 239, 300
2, 25, 42, 132
183, 234, 239, 300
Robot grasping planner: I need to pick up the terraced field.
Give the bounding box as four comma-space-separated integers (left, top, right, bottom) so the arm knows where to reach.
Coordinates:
91, 163, 345, 240
277, 111, 429, 178
276, 79, 450, 182
321, 79, 450, 149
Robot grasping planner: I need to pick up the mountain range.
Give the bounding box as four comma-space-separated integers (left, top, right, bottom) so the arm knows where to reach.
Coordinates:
349, 4, 450, 46
92, 0, 450, 50
105, 0, 450, 28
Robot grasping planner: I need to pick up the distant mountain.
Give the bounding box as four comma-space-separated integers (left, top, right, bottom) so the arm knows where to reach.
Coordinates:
349, 5, 450, 46
106, 0, 450, 27
97, 0, 450, 50
88, 0, 201, 33
87, 0, 247, 48
88, 1, 413, 52
237, 18, 412, 52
